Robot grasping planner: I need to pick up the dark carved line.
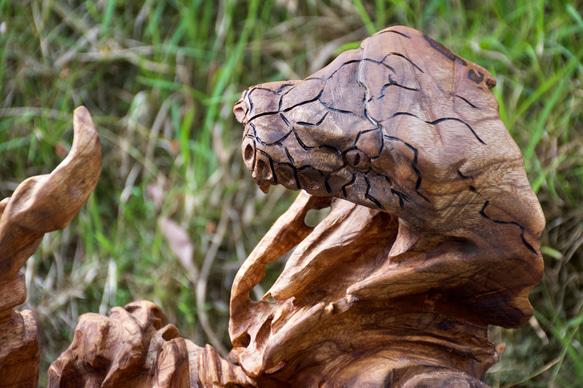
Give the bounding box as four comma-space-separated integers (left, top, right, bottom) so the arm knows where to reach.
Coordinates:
423, 34, 466, 66
296, 165, 326, 192
364, 107, 379, 126
284, 147, 295, 165
374, 171, 393, 187
274, 131, 293, 146
296, 112, 329, 127
376, 53, 392, 65
306, 59, 362, 81
364, 189, 385, 210
428, 117, 486, 145
456, 56, 467, 66
280, 113, 291, 126
283, 89, 323, 112
248, 123, 257, 137
390, 76, 419, 92
417, 191, 431, 203
520, 235, 538, 255
375, 29, 411, 39
293, 167, 301, 190
378, 83, 391, 97
319, 99, 358, 116
423, 34, 455, 61
364, 176, 385, 210
377, 123, 386, 156
324, 165, 348, 195
391, 111, 419, 120
457, 170, 472, 180
296, 165, 323, 173
281, 83, 298, 97
319, 144, 342, 154
383, 135, 428, 202
361, 108, 385, 158
362, 57, 397, 74
275, 83, 296, 94
251, 86, 285, 94
384, 135, 422, 190
379, 75, 419, 98
389, 52, 424, 73
248, 88, 283, 117
356, 66, 367, 93
292, 129, 314, 151
455, 94, 479, 109
391, 112, 485, 145
355, 128, 378, 143
354, 128, 380, 149
247, 90, 254, 113
458, 170, 479, 192
278, 93, 283, 112
272, 160, 300, 189
391, 188, 409, 209
247, 110, 281, 123
255, 129, 293, 147
341, 174, 357, 199
324, 178, 332, 194
479, 201, 537, 255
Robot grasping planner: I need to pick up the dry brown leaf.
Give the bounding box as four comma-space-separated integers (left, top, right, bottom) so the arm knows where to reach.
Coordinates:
159, 216, 196, 277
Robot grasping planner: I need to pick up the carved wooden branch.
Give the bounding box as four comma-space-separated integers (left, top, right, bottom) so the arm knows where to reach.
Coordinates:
0, 107, 101, 387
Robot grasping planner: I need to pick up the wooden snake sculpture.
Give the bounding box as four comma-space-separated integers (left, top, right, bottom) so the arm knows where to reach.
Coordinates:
231, 26, 545, 387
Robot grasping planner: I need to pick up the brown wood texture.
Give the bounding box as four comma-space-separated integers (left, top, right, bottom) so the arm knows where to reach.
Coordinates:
0, 107, 101, 387
48, 300, 256, 388
6, 26, 543, 388
231, 25, 545, 387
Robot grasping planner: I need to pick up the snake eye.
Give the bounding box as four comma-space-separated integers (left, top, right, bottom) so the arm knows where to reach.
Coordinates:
344, 149, 370, 171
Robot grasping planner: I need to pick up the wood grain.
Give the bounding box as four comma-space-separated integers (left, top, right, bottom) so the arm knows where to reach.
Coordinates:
232, 25, 544, 387
1, 26, 543, 388
0, 107, 101, 387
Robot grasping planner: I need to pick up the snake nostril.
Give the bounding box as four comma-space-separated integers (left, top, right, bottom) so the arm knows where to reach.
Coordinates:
242, 138, 256, 171
244, 144, 254, 162
345, 149, 370, 171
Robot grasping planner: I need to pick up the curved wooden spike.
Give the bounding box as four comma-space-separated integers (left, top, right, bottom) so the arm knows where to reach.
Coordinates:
0, 106, 101, 387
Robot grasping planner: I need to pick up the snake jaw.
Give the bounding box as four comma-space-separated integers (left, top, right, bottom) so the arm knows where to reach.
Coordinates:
254, 179, 271, 194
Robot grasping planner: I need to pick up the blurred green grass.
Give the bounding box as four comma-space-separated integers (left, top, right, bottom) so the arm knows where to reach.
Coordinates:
1, 0, 581, 386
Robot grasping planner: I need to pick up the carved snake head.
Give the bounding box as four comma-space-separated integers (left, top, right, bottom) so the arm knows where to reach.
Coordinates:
234, 25, 544, 246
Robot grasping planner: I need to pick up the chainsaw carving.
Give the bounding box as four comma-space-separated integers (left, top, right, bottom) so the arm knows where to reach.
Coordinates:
0, 107, 101, 387
0, 26, 543, 388
230, 25, 544, 386
48, 300, 256, 387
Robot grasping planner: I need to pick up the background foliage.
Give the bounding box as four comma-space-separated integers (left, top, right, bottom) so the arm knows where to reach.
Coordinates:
1, 0, 582, 386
